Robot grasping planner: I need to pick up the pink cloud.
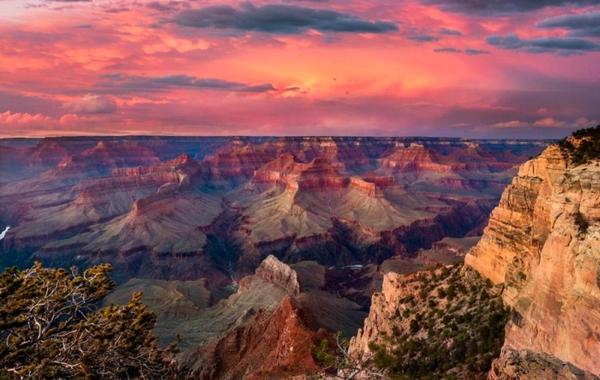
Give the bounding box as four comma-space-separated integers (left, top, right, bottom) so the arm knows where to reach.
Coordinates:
0, 111, 52, 126
0, 0, 598, 138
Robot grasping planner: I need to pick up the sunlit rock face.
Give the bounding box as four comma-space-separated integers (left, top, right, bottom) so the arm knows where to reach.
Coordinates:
465, 138, 600, 377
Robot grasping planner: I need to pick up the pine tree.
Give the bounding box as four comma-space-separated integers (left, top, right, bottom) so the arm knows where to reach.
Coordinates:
0, 262, 177, 379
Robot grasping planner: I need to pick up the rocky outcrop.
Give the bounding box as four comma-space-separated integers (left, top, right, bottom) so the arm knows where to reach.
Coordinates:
184, 296, 328, 380
349, 264, 507, 379
465, 136, 600, 376
348, 271, 409, 355
177, 255, 331, 379
252, 255, 301, 297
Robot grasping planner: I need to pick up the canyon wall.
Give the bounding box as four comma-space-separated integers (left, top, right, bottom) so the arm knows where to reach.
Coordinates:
466, 139, 599, 377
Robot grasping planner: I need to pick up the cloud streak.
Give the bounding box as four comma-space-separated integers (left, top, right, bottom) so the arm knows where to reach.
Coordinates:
487, 34, 600, 55
174, 3, 398, 34
433, 47, 490, 54
96, 74, 276, 94
422, 0, 599, 15
409, 34, 439, 42
538, 11, 600, 37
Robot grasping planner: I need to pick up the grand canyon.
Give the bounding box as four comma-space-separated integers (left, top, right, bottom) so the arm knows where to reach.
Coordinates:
2, 0, 600, 378
2, 130, 599, 379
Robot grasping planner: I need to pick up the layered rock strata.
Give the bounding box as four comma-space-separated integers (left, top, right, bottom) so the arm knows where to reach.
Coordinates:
465, 141, 600, 377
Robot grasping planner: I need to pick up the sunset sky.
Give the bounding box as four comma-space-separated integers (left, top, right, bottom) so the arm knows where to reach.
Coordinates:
0, 0, 599, 138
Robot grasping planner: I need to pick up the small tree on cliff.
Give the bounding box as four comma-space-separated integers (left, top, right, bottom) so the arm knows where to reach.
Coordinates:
0, 262, 177, 379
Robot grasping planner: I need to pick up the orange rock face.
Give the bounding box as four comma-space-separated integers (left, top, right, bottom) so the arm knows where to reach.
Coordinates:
465, 142, 600, 376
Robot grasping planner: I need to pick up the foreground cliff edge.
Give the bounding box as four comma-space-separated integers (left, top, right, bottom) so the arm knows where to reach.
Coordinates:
350, 127, 600, 379
468, 128, 600, 378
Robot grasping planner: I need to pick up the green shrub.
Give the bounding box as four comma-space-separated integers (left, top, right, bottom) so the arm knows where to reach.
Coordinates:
367, 266, 508, 379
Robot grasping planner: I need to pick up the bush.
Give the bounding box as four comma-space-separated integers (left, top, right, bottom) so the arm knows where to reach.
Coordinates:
559, 125, 600, 166
0, 262, 177, 379
367, 266, 508, 379
311, 339, 337, 368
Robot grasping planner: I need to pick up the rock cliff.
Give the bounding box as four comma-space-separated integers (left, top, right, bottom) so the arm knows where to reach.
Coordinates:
465, 131, 600, 377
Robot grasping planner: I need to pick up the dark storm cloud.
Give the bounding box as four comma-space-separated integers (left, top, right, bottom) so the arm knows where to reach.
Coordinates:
174, 3, 397, 34
97, 74, 276, 94
487, 34, 600, 55
146, 1, 189, 13
421, 0, 600, 15
0, 91, 63, 117
538, 12, 600, 37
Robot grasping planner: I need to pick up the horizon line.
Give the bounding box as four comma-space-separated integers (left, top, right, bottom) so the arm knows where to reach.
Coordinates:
0, 134, 558, 141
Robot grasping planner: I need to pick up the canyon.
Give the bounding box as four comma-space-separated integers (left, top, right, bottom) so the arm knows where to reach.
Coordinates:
0, 136, 545, 278
1, 135, 559, 378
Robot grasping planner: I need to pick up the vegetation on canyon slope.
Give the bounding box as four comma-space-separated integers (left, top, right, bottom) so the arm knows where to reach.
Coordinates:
367, 265, 507, 380
559, 125, 600, 166
0, 262, 176, 379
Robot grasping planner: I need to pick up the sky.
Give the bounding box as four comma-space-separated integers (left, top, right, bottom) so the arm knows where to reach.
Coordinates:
0, 0, 599, 138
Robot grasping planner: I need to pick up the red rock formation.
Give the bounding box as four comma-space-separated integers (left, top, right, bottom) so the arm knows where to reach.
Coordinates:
29, 140, 73, 167
298, 158, 348, 190
380, 143, 451, 173
250, 153, 308, 188
186, 297, 329, 380
361, 174, 395, 188
175, 255, 333, 379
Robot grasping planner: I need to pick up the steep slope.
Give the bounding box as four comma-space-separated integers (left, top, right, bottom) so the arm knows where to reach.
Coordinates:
349, 265, 508, 379
465, 130, 600, 377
